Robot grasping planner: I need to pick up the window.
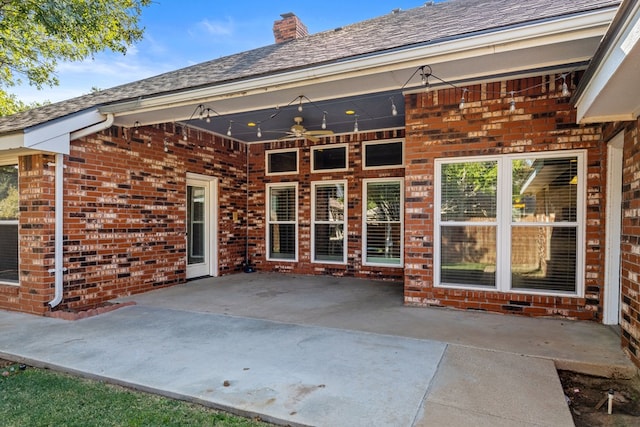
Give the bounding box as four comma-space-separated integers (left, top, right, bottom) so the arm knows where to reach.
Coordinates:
266, 149, 298, 175
435, 152, 584, 295
311, 144, 348, 172
363, 140, 404, 169
312, 181, 346, 263
363, 178, 403, 266
0, 164, 19, 284
266, 183, 298, 261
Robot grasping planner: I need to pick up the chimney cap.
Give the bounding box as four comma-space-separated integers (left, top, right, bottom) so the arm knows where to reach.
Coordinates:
280, 12, 295, 19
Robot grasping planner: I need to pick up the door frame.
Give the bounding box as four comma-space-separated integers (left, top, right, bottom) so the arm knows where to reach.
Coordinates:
603, 132, 623, 325
186, 173, 218, 279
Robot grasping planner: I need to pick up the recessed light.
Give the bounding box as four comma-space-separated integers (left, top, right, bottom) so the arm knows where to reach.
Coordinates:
345, 110, 355, 115
247, 122, 256, 127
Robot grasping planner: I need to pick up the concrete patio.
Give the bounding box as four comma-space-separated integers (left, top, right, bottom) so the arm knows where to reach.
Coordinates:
0, 273, 636, 426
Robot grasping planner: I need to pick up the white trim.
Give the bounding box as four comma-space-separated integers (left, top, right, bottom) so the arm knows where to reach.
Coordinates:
311, 180, 348, 265
362, 177, 404, 267
576, 2, 640, 123
186, 173, 218, 278
266, 182, 299, 262
362, 139, 405, 170
311, 143, 349, 173
265, 148, 299, 176
434, 150, 586, 297
604, 132, 624, 325
0, 109, 109, 156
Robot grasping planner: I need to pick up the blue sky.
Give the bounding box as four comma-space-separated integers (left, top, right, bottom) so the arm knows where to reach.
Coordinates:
13, 1, 431, 104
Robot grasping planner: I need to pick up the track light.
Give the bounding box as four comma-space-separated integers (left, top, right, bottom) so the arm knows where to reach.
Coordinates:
561, 75, 571, 97
133, 121, 140, 134
509, 91, 516, 113
257, 125, 262, 138
459, 88, 468, 110
182, 128, 188, 140
321, 112, 327, 129
298, 96, 303, 112
353, 115, 359, 133
164, 138, 169, 152
227, 122, 232, 137
205, 110, 211, 123
390, 98, 398, 116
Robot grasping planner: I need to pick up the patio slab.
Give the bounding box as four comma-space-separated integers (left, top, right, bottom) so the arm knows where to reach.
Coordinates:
0, 306, 446, 427
117, 272, 636, 378
0, 272, 635, 426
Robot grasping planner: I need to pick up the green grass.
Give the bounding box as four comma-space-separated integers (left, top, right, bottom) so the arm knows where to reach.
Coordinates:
0, 363, 270, 427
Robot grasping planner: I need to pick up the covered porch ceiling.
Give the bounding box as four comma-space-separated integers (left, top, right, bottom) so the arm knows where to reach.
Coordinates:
100, 12, 611, 144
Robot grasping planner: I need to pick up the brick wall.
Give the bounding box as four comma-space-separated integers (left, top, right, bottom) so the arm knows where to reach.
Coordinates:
0, 124, 247, 314
0, 154, 56, 314
619, 118, 640, 366
404, 73, 606, 319
248, 130, 405, 281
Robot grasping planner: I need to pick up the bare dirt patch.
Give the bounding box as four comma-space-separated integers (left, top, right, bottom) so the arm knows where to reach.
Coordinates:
560, 370, 640, 427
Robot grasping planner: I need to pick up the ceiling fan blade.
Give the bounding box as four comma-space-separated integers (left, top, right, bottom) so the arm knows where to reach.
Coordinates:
307, 135, 320, 143
307, 130, 334, 136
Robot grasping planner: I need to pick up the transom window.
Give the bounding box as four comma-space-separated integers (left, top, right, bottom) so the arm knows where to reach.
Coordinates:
435, 151, 584, 295
312, 181, 347, 264
266, 148, 298, 175
311, 144, 348, 172
266, 183, 298, 261
363, 178, 403, 266
363, 140, 404, 169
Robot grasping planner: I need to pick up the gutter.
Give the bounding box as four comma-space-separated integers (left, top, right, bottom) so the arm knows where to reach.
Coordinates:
48, 113, 114, 308
70, 113, 114, 141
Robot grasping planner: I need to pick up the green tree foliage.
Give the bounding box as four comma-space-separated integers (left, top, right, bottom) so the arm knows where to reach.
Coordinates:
0, 165, 18, 219
0, 0, 151, 114
441, 161, 498, 220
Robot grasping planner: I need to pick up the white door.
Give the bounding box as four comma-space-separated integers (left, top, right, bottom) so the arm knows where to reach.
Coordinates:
186, 174, 218, 279
604, 133, 623, 325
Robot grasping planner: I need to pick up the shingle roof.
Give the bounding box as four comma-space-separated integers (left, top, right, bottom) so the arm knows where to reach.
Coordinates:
0, 0, 620, 135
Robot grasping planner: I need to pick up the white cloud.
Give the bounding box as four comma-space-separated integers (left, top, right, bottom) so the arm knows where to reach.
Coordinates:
196, 18, 235, 37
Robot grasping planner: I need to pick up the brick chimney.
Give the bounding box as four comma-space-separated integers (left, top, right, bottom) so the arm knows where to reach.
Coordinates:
273, 13, 308, 43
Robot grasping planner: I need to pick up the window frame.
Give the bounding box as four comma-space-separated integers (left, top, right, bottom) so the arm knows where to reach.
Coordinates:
362, 139, 405, 170
311, 180, 347, 264
311, 143, 349, 173
362, 177, 404, 267
434, 150, 586, 297
0, 161, 19, 286
265, 148, 299, 176
265, 182, 298, 262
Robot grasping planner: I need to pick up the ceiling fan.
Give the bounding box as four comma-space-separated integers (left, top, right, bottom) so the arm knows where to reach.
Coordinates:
280, 116, 333, 142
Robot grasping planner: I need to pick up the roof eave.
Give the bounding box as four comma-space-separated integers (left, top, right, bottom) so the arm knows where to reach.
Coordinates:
575, 0, 640, 123
100, 6, 617, 121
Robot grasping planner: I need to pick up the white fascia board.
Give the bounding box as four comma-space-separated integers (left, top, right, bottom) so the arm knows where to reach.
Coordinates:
0, 133, 26, 151
22, 109, 104, 154
101, 8, 616, 117
576, 2, 640, 123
